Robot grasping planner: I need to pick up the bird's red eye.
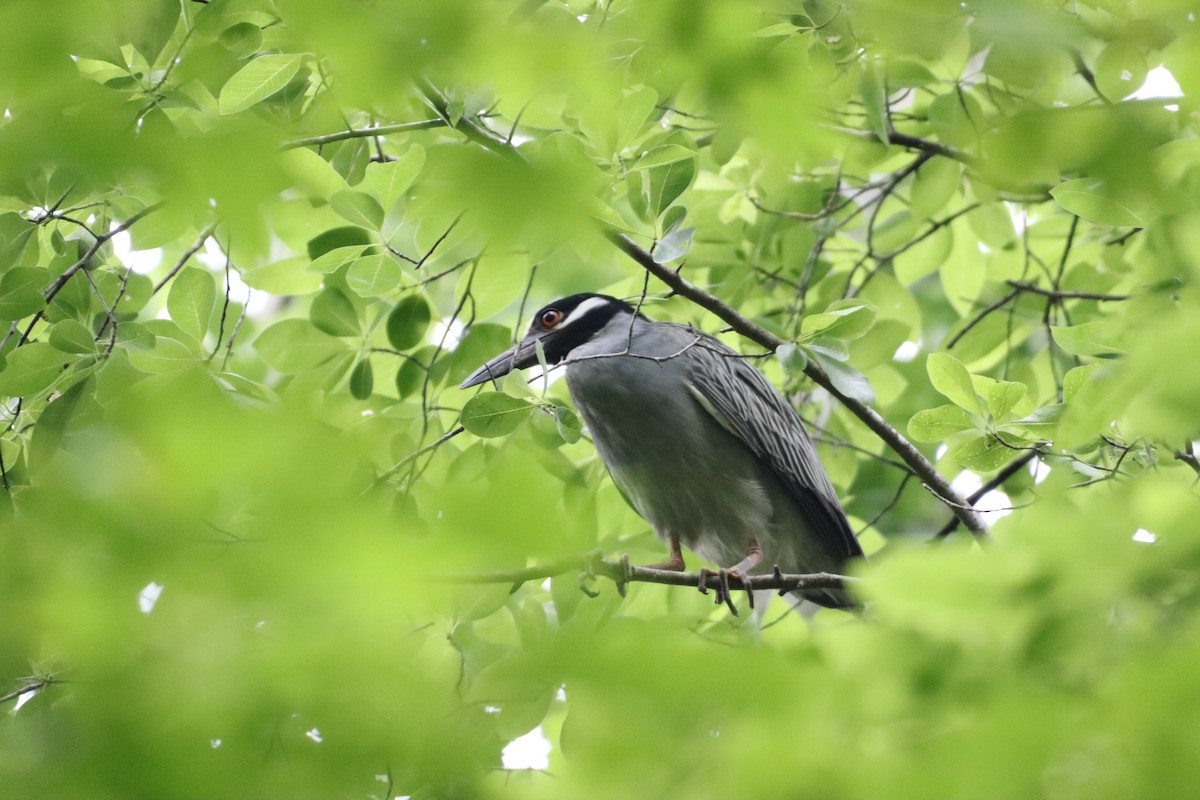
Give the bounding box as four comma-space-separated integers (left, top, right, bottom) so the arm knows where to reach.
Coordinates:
541, 309, 563, 328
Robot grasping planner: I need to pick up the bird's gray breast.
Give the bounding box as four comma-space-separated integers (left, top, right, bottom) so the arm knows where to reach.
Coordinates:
562, 321, 772, 564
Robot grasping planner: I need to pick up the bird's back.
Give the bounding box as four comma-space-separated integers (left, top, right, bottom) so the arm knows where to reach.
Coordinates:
564, 316, 860, 608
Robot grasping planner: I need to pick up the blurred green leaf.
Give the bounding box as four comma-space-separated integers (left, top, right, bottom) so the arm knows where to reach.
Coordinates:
167, 267, 216, 342
349, 357, 373, 399
254, 319, 348, 372
1051, 179, 1144, 227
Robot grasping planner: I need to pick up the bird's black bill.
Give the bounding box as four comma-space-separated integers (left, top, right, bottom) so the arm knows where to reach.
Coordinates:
459, 335, 544, 389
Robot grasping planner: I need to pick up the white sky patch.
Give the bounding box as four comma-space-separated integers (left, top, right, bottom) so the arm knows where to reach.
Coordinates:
138, 581, 163, 614
950, 471, 1013, 522
502, 726, 552, 770
1132, 528, 1158, 544
305, 728, 323, 743
1030, 458, 1051, 485
1129, 66, 1183, 102
935, 444, 949, 461
892, 340, 920, 363
13, 686, 41, 712
431, 317, 465, 350
110, 228, 163, 275
1007, 202, 1028, 236
210, 739, 222, 749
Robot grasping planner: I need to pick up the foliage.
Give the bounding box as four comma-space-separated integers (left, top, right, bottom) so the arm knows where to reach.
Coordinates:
2, 0, 1199, 797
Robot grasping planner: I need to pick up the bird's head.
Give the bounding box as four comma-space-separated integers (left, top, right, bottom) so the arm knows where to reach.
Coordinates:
460, 293, 637, 389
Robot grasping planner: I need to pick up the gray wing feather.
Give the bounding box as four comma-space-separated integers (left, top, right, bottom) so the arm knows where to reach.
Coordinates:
680, 330, 863, 561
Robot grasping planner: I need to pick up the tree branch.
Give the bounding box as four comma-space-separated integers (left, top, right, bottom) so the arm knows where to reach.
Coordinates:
605, 230, 991, 541
932, 451, 1038, 539
282, 119, 447, 149
1005, 280, 1129, 302
439, 551, 857, 597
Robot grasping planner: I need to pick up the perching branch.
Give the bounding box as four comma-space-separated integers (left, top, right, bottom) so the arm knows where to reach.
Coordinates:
605, 230, 991, 542
440, 551, 856, 599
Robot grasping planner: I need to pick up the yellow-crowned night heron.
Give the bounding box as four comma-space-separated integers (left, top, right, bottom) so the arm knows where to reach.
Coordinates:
460, 294, 863, 611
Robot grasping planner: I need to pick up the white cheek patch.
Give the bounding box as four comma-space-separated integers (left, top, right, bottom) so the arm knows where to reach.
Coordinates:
545, 296, 611, 331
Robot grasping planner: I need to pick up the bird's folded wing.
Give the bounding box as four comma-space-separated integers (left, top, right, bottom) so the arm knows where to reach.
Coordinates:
683, 338, 864, 560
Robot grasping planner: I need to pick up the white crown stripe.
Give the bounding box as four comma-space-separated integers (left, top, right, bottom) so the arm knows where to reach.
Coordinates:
545, 296, 612, 332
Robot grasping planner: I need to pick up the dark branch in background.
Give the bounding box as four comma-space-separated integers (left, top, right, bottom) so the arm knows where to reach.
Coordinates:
152, 221, 217, 296
605, 230, 991, 541
1005, 280, 1129, 302
932, 451, 1038, 540
439, 551, 856, 601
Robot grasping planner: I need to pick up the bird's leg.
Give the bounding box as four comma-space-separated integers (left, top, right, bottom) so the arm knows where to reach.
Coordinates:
643, 533, 686, 572
718, 538, 762, 614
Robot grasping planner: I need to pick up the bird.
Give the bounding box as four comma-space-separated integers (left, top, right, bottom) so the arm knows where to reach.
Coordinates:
460, 293, 863, 613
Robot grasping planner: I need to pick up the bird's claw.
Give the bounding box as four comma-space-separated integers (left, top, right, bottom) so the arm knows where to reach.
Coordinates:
698, 567, 750, 616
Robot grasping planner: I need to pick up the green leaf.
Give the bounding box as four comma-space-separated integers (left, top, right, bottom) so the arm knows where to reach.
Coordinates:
1005, 404, 1065, 438
330, 190, 385, 231
460, 392, 535, 438
810, 347, 875, 404
0, 267, 48, 320
776, 342, 808, 374
1050, 322, 1124, 357
167, 267, 217, 341
616, 87, 657, 149
926, 352, 984, 414
911, 158, 962, 218
908, 404, 978, 442
240, 256, 322, 295
30, 376, 90, 468
218, 54, 303, 115
253, 319, 349, 373
310, 288, 360, 337
279, 148, 349, 201
1063, 364, 1101, 404
394, 358, 424, 398
801, 301, 877, 341
346, 254, 405, 297
387, 295, 432, 350
125, 336, 198, 373
859, 62, 889, 144
646, 157, 695, 218
349, 358, 373, 399
308, 245, 370, 274
364, 145, 425, 209
307, 227, 372, 260
975, 377, 1028, 421
1050, 178, 1144, 227
631, 145, 695, 170
0, 343, 67, 396
554, 404, 582, 444
49, 319, 98, 354
953, 433, 1020, 471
